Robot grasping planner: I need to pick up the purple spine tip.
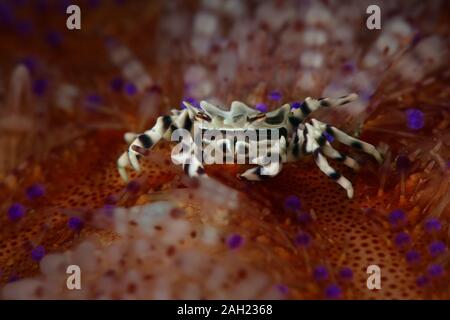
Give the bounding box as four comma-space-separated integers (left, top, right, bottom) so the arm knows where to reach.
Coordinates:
295, 232, 311, 247
424, 218, 441, 233
268, 90, 282, 101
394, 232, 411, 248
396, 154, 411, 172
297, 211, 313, 225
26, 184, 45, 200
110, 77, 124, 92
388, 209, 406, 226
427, 264, 444, 278
406, 108, 424, 130
323, 131, 334, 142
182, 96, 200, 109
325, 284, 342, 299
8, 203, 25, 221
275, 284, 289, 294
104, 194, 118, 205
290, 101, 301, 109
31, 245, 45, 262
255, 103, 268, 113
126, 180, 141, 193
68, 216, 84, 231
339, 267, 353, 280
415, 275, 428, 287
284, 195, 301, 211
428, 241, 446, 257
8, 274, 20, 283
313, 265, 328, 281
405, 250, 420, 264
124, 82, 137, 96
33, 78, 48, 96
46, 31, 63, 48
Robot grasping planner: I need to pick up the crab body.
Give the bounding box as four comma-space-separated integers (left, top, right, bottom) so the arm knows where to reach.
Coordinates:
117, 93, 383, 198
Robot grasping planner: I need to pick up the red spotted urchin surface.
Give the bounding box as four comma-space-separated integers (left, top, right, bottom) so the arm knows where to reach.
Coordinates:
0, 0, 449, 300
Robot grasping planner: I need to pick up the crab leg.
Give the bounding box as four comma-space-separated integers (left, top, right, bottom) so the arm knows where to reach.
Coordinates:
289, 93, 358, 127
303, 124, 355, 198
286, 127, 306, 161
322, 142, 360, 171
238, 162, 283, 180
306, 119, 359, 170
310, 119, 383, 163
117, 151, 132, 181
118, 109, 193, 181
313, 147, 355, 199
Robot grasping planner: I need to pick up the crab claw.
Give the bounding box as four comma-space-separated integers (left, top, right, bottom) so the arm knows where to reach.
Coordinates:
124, 132, 138, 144
117, 151, 130, 182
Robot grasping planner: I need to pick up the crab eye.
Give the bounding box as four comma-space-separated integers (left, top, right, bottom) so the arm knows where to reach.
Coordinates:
195, 112, 212, 122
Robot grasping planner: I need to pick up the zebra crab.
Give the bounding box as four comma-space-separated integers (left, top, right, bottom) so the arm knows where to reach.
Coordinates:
117, 93, 383, 198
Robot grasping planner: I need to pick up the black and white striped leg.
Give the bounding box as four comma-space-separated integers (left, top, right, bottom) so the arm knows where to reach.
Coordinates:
286, 127, 306, 161
285, 128, 359, 170
322, 142, 360, 171
238, 137, 286, 181
118, 122, 165, 181
117, 151, 132, 181
214, 138, 234, 163
289, 93, 358, 127
309, 93, 358, 109
117, 109, 192, 181
310, 119, 383, 163
117, 132, 142, 181
313, 148, 354, 198
303, 124, 355, 198
235, 140, 262, 164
